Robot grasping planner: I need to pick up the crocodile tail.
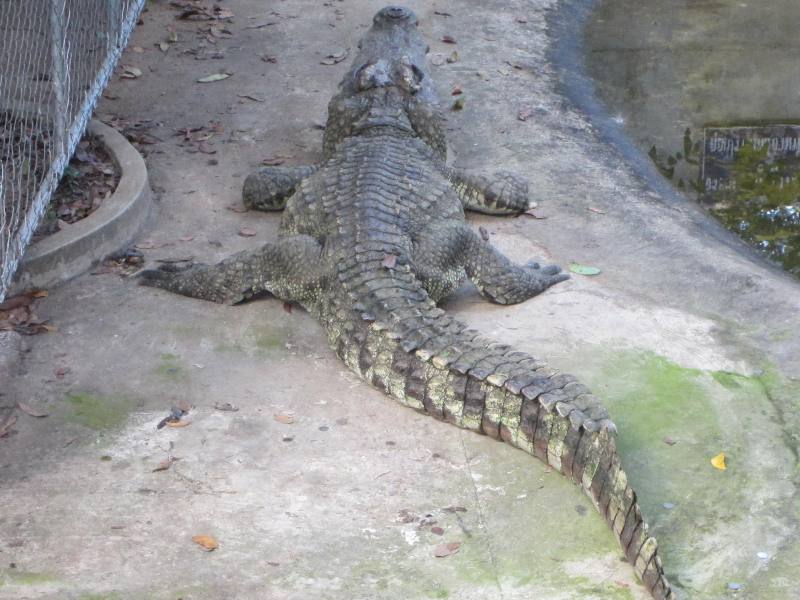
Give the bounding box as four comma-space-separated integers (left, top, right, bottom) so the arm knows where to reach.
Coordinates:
314, 253, 673, 599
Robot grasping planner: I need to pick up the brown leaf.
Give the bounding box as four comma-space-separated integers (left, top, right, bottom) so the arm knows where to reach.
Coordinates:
320, 47, 349, 65
451, 86, 463, 96
0, 294, 34, 311
214, 402, 239, 412
261, 156, 292, 166
192, 534, 218, 551
31, 290, 48, 298
517, 107, 533, 121
238, 227, 257, 237
165, 419, 192, 428
152, 456, 178, 472
441, 35, 457, 44
0, 413, 17, 438
433, 541, 461, 557
282, 302, 293, 314
237, 94, 266, 103
381, 254, 397, 269
16, 400, 47, 418
431, 526, 444, 536
274, 412, 295, 424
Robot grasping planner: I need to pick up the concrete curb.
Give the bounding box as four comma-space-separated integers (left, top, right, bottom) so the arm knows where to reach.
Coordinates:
12, 119, 151, 292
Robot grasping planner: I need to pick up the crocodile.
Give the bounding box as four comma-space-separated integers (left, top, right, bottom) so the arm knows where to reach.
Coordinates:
140, 6, 673, 598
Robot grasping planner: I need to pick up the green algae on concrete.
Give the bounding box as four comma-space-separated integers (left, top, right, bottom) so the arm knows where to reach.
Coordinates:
65, 392, 132, 430
153, 352, 186, 380
582, 351, 798, 598
0, 570, 59, 586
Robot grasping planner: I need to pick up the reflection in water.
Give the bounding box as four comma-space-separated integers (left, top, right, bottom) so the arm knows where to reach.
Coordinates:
584, 0, 800, 276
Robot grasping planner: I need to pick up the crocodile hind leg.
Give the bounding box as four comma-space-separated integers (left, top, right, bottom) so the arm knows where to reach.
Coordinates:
413, 223, 568, 304
242, 165, 318, 211
445, 168, 535, 215
138, 234, 325, 305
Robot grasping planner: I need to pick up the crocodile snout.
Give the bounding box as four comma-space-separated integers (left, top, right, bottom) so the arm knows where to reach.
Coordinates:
374, 6, 417, 26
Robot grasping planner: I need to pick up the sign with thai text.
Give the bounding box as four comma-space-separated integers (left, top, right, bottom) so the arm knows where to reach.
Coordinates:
702, 125, 800, 199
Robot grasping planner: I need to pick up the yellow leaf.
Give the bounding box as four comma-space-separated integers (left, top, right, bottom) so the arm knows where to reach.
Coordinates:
192, 535, 218, 551
711, 452, 727, 470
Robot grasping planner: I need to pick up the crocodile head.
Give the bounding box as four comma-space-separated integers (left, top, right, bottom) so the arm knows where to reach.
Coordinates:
323, 6, 447, 160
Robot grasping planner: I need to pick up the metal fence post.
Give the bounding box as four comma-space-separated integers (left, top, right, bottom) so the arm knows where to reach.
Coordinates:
48, 0, 68, 157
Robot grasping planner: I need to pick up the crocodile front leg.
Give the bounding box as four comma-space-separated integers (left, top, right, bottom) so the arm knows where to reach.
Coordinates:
446, 168, 535, 215
413, 224, 568, 304
242, 165, 318, 211
138, 234, 325, 305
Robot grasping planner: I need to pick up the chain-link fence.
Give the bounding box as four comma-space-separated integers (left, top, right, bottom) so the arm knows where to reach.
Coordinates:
0, 0, 145, 301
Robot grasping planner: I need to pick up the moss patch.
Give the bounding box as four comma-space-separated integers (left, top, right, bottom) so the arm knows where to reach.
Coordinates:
153, 353, 185, 380
0, 570, 59, 586
65, 392, 131, 430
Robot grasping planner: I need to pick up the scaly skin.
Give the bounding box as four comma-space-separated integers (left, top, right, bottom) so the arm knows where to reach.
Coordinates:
140, 6, 673, 598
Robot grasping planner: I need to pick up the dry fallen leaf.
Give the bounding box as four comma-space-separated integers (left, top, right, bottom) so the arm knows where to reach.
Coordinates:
238, 227, 257, 237
320, 48, 349, 65
192, 534, 218, 551
197, 73, 231, 83
282, 302, 293, 314
120, 65, 142, 79
518, 107, 534, 121
274, 413, 295, 424
0, 413, 17, 438
431, 526, 444, 536
16, 400, 47, 418
165, 419, 192, 428
441, 35, 457, 44
711, 452, 727, 470
434, 541, 462, 557
152, 456, 178, 472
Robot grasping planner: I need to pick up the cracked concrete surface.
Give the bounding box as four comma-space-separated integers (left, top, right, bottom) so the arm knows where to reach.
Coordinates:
1, 1, 798, 599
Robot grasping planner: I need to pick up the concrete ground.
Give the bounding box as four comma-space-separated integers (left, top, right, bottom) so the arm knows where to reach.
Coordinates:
1, 1, 799, 599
